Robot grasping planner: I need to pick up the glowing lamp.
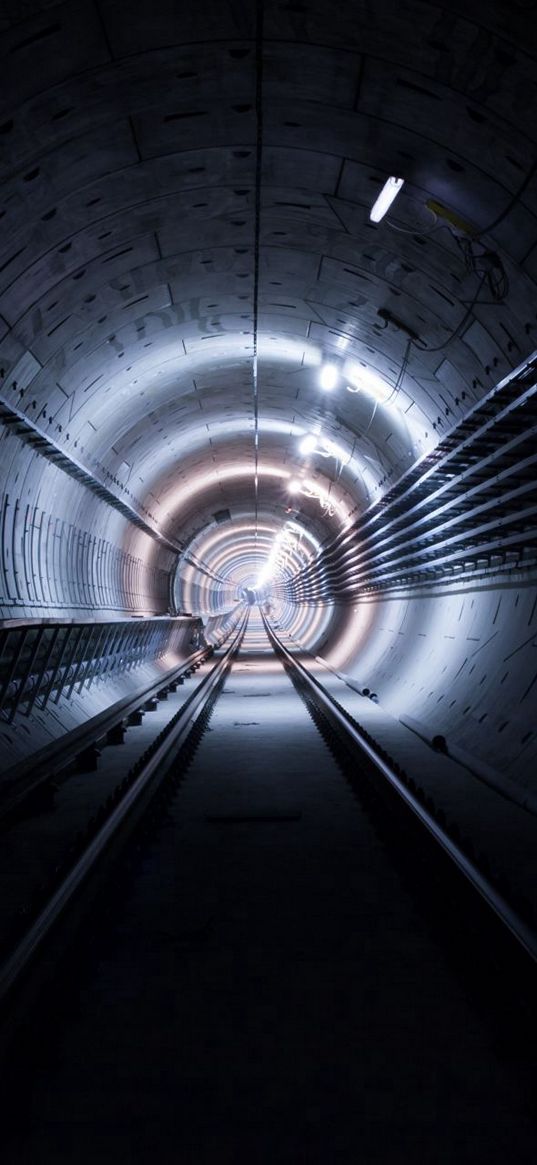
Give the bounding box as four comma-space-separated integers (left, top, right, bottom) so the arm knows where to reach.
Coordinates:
319, 363, 338, 391
369, 176, 404, 223
299, 434, 318, 456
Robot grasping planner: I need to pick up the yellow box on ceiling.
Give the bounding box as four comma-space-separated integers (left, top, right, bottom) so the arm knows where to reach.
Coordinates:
426, 199, 476, 236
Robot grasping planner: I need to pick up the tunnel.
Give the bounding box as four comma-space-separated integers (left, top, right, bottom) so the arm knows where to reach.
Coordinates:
0, 1, 536, 1160
1, 0, 536, 792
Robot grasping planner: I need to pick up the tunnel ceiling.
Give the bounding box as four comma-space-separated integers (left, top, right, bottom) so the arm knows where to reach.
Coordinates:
1, 0, 537, 589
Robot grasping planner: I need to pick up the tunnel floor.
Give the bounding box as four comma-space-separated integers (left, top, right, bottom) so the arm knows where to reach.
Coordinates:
4, 614, 536, 1164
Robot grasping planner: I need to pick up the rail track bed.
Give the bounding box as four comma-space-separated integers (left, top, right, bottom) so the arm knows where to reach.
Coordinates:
1, 611, 536, 1164
0, 638, 226, 963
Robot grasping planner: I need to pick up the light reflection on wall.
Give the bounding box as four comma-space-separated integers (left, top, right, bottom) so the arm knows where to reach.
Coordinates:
342, 358, 435, 455
310, 594, 439, 716
173, 508, 336, 654
255, 521, 321, 590
267, 592, 334, 649
174, 518, 316, 620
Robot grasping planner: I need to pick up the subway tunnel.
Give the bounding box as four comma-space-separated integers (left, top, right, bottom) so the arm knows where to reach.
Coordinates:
1, 0, 536, 790
0, 0, 537, 1159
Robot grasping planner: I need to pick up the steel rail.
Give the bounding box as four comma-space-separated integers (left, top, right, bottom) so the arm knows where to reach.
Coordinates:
264, 616, 537, 966
0, 629, 238, 824
0, 614, 247, 1005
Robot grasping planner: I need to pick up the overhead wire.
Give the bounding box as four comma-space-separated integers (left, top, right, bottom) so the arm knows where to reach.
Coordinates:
385, 182, 517, 364
410, 272, 488, 354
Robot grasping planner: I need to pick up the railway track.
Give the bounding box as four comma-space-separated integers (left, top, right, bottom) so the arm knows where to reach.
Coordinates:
264, 615, 537, 967
0, 615, 246, 996
0, 608, 535, 1163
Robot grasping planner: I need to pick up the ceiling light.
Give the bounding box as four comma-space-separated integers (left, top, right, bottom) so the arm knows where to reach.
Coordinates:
287, 477, 342, 518
299, 433, 318, 455
299, 432, 350, 464
369, 176, 404, 223
319, 362, 338, 391
255, 566, 273, 588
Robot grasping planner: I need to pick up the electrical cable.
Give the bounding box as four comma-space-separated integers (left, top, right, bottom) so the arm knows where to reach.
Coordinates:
392, 338, 411, 395
358, 116, 535, 416
411, 272, 488, 353
456, 234, 509, 301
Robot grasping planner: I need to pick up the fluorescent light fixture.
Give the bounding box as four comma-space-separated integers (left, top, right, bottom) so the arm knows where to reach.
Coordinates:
319, 362, 339, 391
255, 520, 304, 589
299, 432, 350, 464
287, 477, 342, 519
299, 433, 318, 456
255, 568, 271, 588
324, 437, 351, 465
370, 176, 404, 223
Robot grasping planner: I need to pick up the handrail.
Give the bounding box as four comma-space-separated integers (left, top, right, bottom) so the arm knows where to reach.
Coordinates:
0, 616, 242, 816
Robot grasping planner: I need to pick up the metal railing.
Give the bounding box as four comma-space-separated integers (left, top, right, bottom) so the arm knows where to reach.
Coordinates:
0, 616, 201, 723
287, 355, 537, 600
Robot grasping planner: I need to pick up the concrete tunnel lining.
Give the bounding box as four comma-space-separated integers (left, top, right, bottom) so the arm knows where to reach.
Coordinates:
0, 0, 536, 793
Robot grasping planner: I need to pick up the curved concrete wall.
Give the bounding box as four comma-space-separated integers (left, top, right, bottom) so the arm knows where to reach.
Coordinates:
0, 428, 175, 618
296, 572, 537, 796
1, 0, 536, 795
